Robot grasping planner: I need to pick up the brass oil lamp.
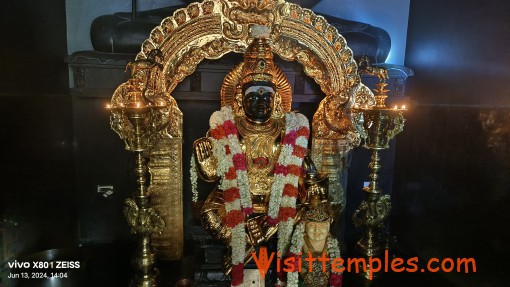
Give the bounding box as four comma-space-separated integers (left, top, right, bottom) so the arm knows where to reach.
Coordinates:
107, 77, 168, 287
351, 79, 406, 277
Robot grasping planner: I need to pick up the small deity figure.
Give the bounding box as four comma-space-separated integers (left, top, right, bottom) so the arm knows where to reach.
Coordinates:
285, 191, 343, 287
192, 28, 320, 286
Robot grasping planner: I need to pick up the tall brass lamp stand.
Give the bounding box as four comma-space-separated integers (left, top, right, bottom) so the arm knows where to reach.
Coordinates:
108, 78, 168, 287
352, 80, 406, 277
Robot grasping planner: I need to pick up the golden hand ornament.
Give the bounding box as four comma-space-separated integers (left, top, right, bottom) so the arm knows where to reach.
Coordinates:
193, 137, 219, 182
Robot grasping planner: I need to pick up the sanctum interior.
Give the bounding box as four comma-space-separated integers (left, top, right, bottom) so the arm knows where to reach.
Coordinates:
0, 0, 508, 286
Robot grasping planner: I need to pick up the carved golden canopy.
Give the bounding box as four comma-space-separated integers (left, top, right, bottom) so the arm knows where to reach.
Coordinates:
133, 0, 373, 109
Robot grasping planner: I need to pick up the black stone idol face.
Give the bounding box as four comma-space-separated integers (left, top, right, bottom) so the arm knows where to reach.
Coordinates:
242, 82, 275, 123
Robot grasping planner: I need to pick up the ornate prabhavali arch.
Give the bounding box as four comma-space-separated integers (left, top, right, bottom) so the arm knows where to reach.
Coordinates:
111, 0, 375, 260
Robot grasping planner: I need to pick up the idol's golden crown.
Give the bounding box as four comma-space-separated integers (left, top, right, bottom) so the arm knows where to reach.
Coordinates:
240, 38, 278, 87
304, 195, 334, 222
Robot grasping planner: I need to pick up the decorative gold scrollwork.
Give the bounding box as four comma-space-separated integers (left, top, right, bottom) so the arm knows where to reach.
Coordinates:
124, 198, 166, 235
386, 113, 406, 142
352, 195, 392, 229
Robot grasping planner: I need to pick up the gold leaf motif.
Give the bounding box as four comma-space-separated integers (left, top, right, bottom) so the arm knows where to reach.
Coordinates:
345, 61, 357, 75
303, 10, 313, 25
347, 74, 361, 88
334, 39, 344, 51
161, 18, 176, 35
313, 97, 350, 140
290, 6, 299, 19
326, 27, 336, 43
352, 84, 376, 107
174, 9, 187, 25
142, 40, 156, 56
326, 32, 333, 42
279, 2, 290, 16
203, 1, 215, 14
235, 0, 275, 10
341, 48, 353, 63
314, 16, 326, 33
231, 10, 273, 25
187, 3, 200, 18
150, 27, 164, 45
222, 21, 246, 39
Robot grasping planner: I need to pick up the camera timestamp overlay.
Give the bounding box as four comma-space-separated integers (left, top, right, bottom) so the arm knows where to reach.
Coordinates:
6, 260, 81, 280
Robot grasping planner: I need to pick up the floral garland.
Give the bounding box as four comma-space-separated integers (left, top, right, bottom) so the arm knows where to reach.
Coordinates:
271, 111, 310, 286
285, 222, 343, 287
190, 154, 199, 203
207, 106, 309, 286
327, 236, 343, 287
283, 222, 305, 287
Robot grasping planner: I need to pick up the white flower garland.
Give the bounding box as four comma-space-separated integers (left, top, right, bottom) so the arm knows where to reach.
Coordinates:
327, 235, 343, 279
190, 154, 198, 203
286, 222, 305, 287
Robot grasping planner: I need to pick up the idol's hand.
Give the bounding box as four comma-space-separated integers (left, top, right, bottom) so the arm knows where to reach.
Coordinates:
193, 137, 219, 182
246, 217, 264, 245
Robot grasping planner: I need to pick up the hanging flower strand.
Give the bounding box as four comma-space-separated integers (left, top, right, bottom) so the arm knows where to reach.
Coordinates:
190, 154, 199, 203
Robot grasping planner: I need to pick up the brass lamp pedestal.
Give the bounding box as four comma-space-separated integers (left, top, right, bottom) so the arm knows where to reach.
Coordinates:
108, 79, 168, 287
352, 82, 406, 278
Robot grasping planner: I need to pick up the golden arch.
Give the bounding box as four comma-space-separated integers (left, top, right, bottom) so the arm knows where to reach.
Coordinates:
136, 0, 373, 107
112, 0, 375, 260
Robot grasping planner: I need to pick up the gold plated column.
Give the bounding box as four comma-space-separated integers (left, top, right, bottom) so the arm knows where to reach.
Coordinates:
108, 79, 168, 287
351, 80, 406, 269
